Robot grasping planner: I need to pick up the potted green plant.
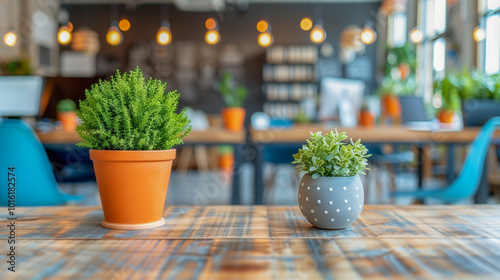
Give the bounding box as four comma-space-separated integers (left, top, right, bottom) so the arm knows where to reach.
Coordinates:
459, 70, 500, 126
216, 72, 248, 131
56, 99, 77, 131
292, 131, 370, 230
433, 73, 461, 124
76, 67, 191, 230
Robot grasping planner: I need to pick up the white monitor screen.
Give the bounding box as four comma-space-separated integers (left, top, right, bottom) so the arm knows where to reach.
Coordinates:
0, 76, 44, 117
318, 77, 365, 122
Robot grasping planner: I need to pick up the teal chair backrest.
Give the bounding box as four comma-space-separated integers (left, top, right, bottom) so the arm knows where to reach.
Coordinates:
441, 117, 500, 201
0, 119, 81, 206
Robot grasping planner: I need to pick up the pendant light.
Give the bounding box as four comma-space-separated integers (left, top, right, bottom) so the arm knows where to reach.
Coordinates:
106, 6, 123, 46
409, 27, 424, 44
157, 5, 172, 45
205, 17, 220, 45
360, 21, 377, 45
2, 1, 17, 47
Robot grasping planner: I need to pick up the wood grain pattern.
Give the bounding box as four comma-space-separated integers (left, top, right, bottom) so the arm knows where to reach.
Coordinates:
36, 128, 245, 144
250, 125, 497, 143
1, 205, 500, 279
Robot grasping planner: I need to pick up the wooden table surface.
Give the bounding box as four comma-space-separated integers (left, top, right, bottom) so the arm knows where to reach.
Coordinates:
250, 124, 495, 143
2, 205, 500, 279
36, 128, 245, 144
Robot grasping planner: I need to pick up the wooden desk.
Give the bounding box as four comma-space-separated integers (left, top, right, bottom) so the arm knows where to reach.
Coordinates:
250, 125, 496, 205
2, 205, 500, 279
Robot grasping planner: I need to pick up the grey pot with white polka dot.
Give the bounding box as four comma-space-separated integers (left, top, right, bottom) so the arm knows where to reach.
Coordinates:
298, 174, 364, 230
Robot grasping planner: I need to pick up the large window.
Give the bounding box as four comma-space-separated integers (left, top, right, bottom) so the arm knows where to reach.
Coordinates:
483, 0, 500, 74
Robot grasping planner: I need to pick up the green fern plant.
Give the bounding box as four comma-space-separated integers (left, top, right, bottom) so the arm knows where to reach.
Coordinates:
56, 99, 76, 112
76, 67, 191, 150
292, 131, 370, 179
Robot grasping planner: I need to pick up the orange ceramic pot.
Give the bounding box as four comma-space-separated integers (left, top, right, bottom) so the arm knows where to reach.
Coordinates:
437, 109, 454, 124
381, 95, 401, 118
90, 149, 176, 230
219, 153, 234, 171
222, 107, 246, 131
359, 110, 376, 127
57, 111, 77, 131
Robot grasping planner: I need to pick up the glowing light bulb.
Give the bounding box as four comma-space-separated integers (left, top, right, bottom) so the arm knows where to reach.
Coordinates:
205, 18, 217, 30
205, 30, 220, 45
106, 26, 122, 46
258, 32, 273, 47
300, 18, 313, 31
256, 20, 269, 32
360, 26, 376, 45
57, 26, 72, 45
3, 31, 17, 47
409, 28, 424, 44
310, 25, 326, 44
473, 26, 486, 42
157, 26, 172, 45
119, 18, 131, 32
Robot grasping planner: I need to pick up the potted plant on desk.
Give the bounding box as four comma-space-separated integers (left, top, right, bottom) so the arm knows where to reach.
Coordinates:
217, 71, 248, 131
292, 131, 370, 230
434, 73, 461, 124
76, 67, 191, 230
56, 99, 78, 131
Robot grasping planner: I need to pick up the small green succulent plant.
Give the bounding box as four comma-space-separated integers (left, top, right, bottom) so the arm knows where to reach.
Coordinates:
292, 131, 370, 179
76, 67, 191, 150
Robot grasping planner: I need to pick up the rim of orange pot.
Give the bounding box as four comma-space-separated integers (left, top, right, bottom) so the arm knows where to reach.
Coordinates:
90, 149, 176, 161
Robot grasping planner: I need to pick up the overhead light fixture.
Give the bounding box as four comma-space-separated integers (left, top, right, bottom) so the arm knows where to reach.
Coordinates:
300, 17, 313, 31
205, 18, 217, 30
360, 22, 376, 45
473, 26, 486, 42
256, 20, 269, 32
3, 31, 17, 47
258, 32, 273, 47
157, 21, 172, 45
205, 30, 220, 45
57, 26, 72, 45
119, 18, 131, 32
106, 24, 123, 46
409, 27, 424, 44
310, 24, 326, 44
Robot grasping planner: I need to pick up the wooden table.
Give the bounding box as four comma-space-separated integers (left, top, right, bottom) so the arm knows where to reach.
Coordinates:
250, 125, 498, 205
36, 129, 246, 204
2, 205, 500, 279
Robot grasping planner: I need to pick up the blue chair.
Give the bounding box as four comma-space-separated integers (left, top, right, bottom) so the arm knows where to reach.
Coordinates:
392, 117, 500, 203
0, 119, 82, 206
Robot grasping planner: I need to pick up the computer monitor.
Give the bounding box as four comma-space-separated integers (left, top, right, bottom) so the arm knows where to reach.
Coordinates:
0, 76, 44, 118
318, 77, 365, 122
399, 96, 429, 123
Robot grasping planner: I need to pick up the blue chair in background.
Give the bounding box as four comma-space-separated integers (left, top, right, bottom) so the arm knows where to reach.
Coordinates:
392, 117, 500, 203
0, 119, 82, 206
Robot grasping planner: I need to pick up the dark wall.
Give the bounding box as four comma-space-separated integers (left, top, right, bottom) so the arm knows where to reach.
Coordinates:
57, 2, 380, 118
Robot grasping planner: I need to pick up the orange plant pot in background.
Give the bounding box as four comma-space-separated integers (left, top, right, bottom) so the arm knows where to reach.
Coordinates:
219, 153, 234, 171
222, 107, 246, 131
90, 149, 176, 230
437, 109, 454, 124
359, 110, 376, 127
381, 95, 401, 118
57, 111, 77, 131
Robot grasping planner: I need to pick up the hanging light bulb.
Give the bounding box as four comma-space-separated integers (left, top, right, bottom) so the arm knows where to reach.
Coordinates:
205, 18, 217, 30
57, 26, 72, 45
119, 18, 131, 32
409, 28, 424, 44
205, 30, 220, 45
157, 22, 172, 45
3, 31, 17, 47
473, 26, 486, 42
256, 20, 269, 32
360, 25, 377, 45
300, 17, 313, 31
310, 24, 326, 44
106, 26, 123, 46
258, 32, 273, 47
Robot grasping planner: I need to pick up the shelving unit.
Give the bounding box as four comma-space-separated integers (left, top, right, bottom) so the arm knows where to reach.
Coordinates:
262, 45, 319, 119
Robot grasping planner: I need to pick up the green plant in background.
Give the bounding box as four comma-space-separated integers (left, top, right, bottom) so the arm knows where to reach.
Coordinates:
376, 44, 417, 96
56, 99, 77, 112
0, 58, 32, 75
434, 73, 462, 112
76, 67, 192, 150
216, 72, 248, 107
292, 131, 370, 179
